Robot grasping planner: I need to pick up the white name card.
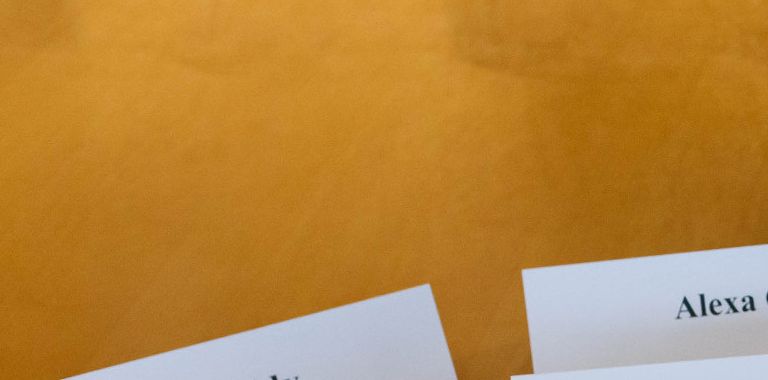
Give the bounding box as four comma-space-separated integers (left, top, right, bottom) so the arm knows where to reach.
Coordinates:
67, 285, 457, 380
512, 354, 768, 380
523, 244, 768, 373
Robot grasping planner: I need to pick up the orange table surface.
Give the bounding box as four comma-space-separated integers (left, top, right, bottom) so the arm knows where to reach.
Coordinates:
2, 1, 768, 379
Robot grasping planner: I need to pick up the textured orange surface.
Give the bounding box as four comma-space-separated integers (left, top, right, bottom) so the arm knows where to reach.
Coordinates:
2, 1, 768, 379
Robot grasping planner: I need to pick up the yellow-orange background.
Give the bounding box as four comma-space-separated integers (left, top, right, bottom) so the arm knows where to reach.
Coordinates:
2, 1, 768, 379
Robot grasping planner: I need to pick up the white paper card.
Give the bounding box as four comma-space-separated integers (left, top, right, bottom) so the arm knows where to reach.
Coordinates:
523, 244, 768, 373
67, 284, 457, 380
511, 354, 768, 380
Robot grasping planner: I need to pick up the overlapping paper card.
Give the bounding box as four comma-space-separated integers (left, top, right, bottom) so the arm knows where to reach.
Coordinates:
523, 244, 768, 373
511, 354, 768, 380
67, 284, 457, 380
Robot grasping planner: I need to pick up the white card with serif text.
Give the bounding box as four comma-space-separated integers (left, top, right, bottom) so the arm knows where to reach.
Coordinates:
523, 244, 768, 373
67, 284, 457, 380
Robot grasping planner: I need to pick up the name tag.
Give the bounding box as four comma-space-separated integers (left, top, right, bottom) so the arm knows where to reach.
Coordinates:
523, 245, 768, 373
511, 354, 768, 380
67, 285, 457, 380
